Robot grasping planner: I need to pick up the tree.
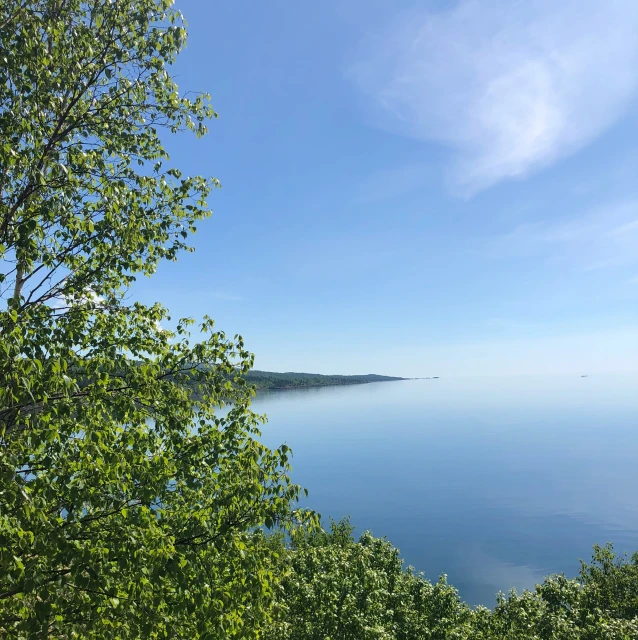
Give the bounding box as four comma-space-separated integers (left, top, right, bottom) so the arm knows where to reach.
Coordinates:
265, 524, 638, 640
265, 519, 474, 640
472, 545, 638, 640
0, 1, 311, 637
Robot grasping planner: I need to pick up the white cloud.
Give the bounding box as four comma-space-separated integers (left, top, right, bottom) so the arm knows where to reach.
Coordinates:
484, 200, 638, 270
155, 319, 169, 334
350, 0, 638, 193
52, 288, 104, 308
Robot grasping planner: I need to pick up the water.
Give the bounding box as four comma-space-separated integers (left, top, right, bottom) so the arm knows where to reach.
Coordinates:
251, 373, 638, 606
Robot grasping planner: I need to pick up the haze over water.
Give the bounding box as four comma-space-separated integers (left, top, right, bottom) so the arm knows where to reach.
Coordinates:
252, 373, 638, 606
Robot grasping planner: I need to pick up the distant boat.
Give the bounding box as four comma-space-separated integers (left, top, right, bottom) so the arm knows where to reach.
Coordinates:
581, 375, 588, 378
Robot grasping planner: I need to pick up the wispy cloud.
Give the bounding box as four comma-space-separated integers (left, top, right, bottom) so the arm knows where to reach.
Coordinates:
484, 201, 638, 271
349, 0, 638, 193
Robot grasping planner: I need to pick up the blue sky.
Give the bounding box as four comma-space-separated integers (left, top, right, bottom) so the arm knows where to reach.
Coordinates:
133, 0, 638, 377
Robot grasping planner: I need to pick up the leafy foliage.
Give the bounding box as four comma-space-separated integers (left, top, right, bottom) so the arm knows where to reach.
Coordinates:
266, 522, 638, 640
266, 519, 474, 640
473, 544, 638, 639
0, 1, 312, 637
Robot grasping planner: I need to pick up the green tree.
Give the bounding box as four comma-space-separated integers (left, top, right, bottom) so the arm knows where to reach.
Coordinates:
265, 519, 474, 640
266, 526, 638, 640
467, 545, 638, 640
0, 1, 311, 637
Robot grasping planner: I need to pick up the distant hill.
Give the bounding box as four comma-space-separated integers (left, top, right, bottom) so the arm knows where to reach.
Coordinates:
245, 370, 407, 390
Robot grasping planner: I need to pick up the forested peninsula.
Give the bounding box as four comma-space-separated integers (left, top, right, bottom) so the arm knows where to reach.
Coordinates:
246, 370, 407, 390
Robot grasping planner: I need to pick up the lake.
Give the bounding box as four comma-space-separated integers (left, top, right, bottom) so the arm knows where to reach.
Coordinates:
251, 373, 638, 606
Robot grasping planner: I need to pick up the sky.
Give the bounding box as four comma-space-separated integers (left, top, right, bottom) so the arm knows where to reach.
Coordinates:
132, 0, 638, 377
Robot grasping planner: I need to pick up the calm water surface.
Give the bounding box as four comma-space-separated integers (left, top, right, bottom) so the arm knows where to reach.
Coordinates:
251, 374, 638, 606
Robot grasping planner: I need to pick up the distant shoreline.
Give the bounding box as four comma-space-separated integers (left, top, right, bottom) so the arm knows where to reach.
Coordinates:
246, 370, 412, 391
254, 379, 406, 392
